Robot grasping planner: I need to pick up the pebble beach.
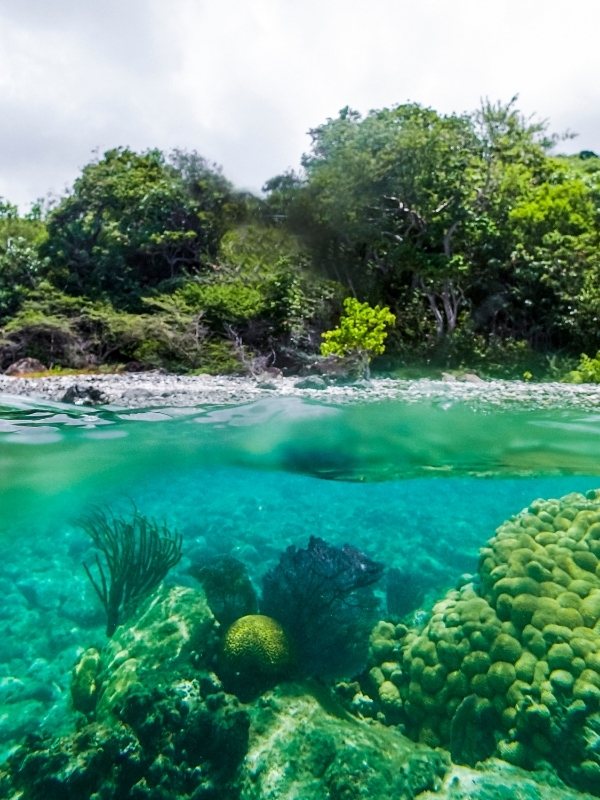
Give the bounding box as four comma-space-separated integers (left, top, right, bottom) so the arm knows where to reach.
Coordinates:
0, 371, 599, 410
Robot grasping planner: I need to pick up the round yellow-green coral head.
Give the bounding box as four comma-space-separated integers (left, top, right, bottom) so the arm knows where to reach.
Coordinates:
222, 614, 292, 677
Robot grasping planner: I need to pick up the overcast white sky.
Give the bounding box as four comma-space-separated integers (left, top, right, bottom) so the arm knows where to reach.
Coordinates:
0, 0, 598, 209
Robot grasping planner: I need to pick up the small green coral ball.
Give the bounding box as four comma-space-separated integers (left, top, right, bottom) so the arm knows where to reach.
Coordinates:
222, 614, 292, 678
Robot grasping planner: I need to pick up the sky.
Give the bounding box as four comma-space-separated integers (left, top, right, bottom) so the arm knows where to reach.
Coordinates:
0, 0, 598, 210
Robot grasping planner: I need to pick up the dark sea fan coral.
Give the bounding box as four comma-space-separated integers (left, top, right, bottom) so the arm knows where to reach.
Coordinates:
81, 506, 183, 635
261, 536, 384, 678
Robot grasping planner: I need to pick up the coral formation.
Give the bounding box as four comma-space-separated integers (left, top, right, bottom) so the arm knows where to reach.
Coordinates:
2, 527, 599, 800
189, 554, 258, 626
81, 506, 183, 635
70, 646, 101, 714
362, 489, 600, 795
261, 536, 384, 678
0, 586, 248, 799
221, 614, 292, 697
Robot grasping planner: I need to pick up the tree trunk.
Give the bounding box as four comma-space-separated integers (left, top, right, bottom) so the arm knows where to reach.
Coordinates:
419, 276, 462, 339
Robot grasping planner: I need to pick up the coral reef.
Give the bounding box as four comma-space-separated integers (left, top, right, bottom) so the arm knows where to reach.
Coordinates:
0, 586, 249, 799
261, 536, 384, 678
1, 561, 597, 799
361, 489, 600, 795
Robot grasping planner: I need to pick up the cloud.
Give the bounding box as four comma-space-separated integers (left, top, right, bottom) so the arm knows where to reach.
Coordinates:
0, 0, 598, 208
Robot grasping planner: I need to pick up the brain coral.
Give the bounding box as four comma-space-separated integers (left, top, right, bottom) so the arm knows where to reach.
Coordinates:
364, 490, 600, 795
221, 614, 292, 693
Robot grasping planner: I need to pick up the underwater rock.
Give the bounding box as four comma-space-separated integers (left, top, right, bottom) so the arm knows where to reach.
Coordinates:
95, 584, 219, 716
240, 684, 449, 800
362, 489, 600, 796
0, 585, 249, 799
418, 760, 598, 800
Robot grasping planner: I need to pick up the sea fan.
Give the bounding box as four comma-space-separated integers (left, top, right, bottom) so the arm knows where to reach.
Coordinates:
81, 506, 182, 635
261, 536, 384, 678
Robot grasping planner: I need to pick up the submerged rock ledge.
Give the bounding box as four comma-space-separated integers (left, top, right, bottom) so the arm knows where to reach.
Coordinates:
0, 372, 599, 409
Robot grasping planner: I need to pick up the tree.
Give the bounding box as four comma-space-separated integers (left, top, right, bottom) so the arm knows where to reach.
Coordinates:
41, 148, 242, 307
492, 159, 600, 350
157, 224, 343, 364
268, 104, 482, 340
0, 198, 47, 323
320, 297, 395, 377
268, 98, 600, 361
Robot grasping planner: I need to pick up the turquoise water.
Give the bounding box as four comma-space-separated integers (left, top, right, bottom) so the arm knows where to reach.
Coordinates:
0, 392, 599, 768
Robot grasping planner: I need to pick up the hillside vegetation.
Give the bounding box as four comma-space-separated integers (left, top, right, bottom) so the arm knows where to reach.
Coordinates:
1, 99, 599, 380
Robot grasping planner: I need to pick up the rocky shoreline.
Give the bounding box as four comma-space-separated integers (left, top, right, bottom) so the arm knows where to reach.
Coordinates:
1, 370, 600, 409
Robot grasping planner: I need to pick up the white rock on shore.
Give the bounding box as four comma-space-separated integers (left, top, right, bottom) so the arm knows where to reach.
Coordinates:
0, 371, 599, 410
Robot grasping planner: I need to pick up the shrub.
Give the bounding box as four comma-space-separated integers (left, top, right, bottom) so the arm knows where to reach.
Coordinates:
320, 298, 396, 377
171, 280, 266, 326
563, 350, 600, 383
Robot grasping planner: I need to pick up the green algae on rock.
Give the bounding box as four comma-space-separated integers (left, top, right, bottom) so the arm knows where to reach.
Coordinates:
70, 646, 101, 714
418, 760, 598, 800
0, 586, 249, 800
240, 685, 595, 800
240, 685, 449, 800
362, 489, 600, 796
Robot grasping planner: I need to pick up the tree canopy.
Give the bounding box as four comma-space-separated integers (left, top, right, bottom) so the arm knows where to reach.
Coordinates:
266, 99, 600, 358
41, 148, 242, 307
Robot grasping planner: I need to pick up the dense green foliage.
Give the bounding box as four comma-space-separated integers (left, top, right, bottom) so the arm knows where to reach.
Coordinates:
0, 99, 599, 378
41, 148, 242, 307
267, 99, 600, 374
0, 200, 47, 323
563, 351, 600, 384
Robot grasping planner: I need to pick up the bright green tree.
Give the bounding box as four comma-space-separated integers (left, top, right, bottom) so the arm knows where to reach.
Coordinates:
320, 297, 396, 377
